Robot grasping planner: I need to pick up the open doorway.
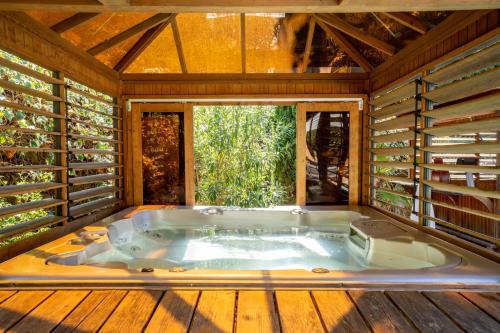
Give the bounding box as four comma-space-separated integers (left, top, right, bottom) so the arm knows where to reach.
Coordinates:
131, 101, 360, 207
193, 105, 296, 207
297, 102, 361, 205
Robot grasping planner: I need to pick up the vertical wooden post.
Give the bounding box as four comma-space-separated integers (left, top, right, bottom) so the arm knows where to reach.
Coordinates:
296, 104, 306, 206
184, 104, 195, 206
368, 96, 376, 208
361, 96, 371, 205
114, 94, 123, 207
53, 72, 68, 222
124, 100, 133, 206
348, 102, 361, 206
131, 103, 143, 206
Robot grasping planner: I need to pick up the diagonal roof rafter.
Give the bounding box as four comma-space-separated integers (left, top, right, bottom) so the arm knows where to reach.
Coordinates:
87, 13, 175, 56
171, 16, 188, 74
315, 17, 373, 72
316, 13, 396, 56
300, 15, 316, 73
380, 12, 429, 34
51, 12, 102, 33
114, 16, 176, 73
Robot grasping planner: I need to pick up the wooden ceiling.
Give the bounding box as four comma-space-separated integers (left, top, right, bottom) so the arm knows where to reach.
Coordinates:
0, 0, 497, 12
2, 1, 495, 74
23, 10, 454, 74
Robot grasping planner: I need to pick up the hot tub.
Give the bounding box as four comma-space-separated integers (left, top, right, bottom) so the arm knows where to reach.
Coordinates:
45, 208, 459, 271
0, 206, 498, 289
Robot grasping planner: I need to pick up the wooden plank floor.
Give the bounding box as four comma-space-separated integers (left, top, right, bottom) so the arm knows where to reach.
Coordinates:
0, 290, 498, 333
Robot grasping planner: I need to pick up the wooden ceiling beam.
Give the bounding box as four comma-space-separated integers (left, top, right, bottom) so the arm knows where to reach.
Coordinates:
315, 18, 373, 72
87, 13, 174, 55
381, 12, 429, 34
316, 13, 396, 56
171, 16, 187, 74
98, 0, 130, 4
0, 1, 497, 12
114, 19, 173, 73
371, 10, 493, 78
50, 12, 101, 33
300, 16, 316, 73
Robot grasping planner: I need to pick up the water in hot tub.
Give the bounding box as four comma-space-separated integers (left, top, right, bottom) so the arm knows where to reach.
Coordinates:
85, 225, 372, 271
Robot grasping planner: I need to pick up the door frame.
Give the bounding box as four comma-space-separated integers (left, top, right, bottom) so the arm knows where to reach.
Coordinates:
130, 103, 195, 206
296, 102, 361, 206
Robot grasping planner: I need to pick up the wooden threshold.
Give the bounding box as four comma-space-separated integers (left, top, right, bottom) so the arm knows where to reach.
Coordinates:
0, 289, 497, 332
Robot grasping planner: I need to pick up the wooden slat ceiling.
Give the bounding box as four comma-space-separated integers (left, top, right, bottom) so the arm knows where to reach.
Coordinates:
23, 10, 454, 74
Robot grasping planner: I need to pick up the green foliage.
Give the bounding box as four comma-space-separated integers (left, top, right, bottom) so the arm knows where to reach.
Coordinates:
194, 105, 296, 208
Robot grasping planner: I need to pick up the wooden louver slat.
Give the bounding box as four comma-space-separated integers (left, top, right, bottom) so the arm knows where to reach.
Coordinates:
423, 67, 500, 104
69, 186, 119, 202
424, 198, 500, 221
370, 114, 416, 131
371, 81, 417, 108
420, 142, 500, 154
69, 162, 120, 170
373, 174, 415, 185
421, 164, 500, 174
0, 57, 63, 85
374, 187, 413, 199
370, 130, 415, 143
69, 174, 120, 185
66, 85, 116, 106
373, 199, 412, 213
0, 165, 66, 173
371, 147, 415, 156
69, 148, 121, 155
68, 133, 120, 143
371, 161, 414, 169
0, 125, 64, 136
0, 100, 64, 119
423, 117, 500, 137
66, 102, 119, 119
0, 215, 66, 241
0, 79, 63, 102
424, 215, 499, 245
0, 182, 65, 198
424, 42, 500, 85
0, 198, 65, 219
69, 118, 121, 132
70, 197, 121, 218
0, 146, 66, 153
370, 98, 418, 119
422, 180, 500, 200
423, 93, 500, 120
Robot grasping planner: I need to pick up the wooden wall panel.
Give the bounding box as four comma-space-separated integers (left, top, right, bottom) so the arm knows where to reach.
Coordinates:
0, 11, 119, 96
371, 10, 499, 92
121, 74, 369, 99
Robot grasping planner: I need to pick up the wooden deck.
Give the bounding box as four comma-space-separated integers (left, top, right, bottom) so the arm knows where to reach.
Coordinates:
0, 289, 498, 332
